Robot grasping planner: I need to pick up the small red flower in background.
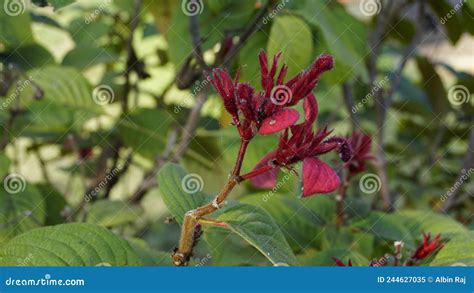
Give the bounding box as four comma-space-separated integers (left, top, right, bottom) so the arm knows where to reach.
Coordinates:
411, 233, 443, 261
209, 50, 334, 141
332, 257, 353, 266
344, 131, 375, 176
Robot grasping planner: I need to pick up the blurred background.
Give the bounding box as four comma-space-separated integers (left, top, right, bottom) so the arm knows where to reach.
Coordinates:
0, 0, 473, 266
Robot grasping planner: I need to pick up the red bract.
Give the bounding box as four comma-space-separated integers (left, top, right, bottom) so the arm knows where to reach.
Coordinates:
249, 93, 352, 197
411, 233, 443, 260
344, 131, 375, 176
332, 257, 353, 266
209, 50, 334, 140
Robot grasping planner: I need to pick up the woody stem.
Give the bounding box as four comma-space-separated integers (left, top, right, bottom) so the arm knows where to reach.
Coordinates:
173, 139, 252, 266
336, 174, 350, 228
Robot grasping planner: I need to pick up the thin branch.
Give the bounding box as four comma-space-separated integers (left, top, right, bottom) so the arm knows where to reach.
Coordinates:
342, 82, 360, 131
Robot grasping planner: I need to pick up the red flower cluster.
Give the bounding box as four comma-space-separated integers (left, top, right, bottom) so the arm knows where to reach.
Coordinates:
344, 131, 375, 176
411, 233, 443, 260
210, 50, 334, 140
210, 50, 352, 197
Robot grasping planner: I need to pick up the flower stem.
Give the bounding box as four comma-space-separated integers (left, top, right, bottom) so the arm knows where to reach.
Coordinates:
172, 139, 252, 266
336, 173, 350, 228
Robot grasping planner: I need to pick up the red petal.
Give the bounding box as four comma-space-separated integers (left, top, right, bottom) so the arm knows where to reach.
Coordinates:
259, 109, 299, 135
302, 157, 340, 197
303, 93, 318, 124
250, 151, 279, 188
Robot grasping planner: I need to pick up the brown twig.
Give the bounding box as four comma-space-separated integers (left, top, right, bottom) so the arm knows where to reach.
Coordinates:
342, 82, 360, 131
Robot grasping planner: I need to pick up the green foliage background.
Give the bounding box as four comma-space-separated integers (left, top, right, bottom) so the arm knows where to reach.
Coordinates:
0, 0, 473, 266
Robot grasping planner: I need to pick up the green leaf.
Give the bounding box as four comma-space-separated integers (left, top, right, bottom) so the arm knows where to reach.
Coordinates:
429, 0, 464, 44
298, 1, 367, 78
215, 203, 298, 266
128, 238, 172, 266
0, 154, 10, 178
0, 223, 142, 266
0, 183, 46, 243
0, 6, 34, 49
416, 57, 451, 115
28, 66, 100, 114
118, 108, 172, 159
157, 163, 207, 223
241, 192, 329, 250
352, 212, 415, 249
1, 44, 55, 70
36, 184, 66, 225
267, 15, 313, 78
86, 200, 143, 228
298, 248, 367, 266
62, 46, 118, 70
394, 210, 467, 238
238, 30, 268, 87
35, 0, 76, 9
430, 231, 474, 266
